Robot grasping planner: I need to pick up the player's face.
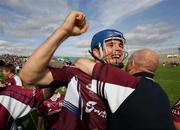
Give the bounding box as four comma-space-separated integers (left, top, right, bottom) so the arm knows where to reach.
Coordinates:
2, 69, 9, 79
102, 38, 124, 65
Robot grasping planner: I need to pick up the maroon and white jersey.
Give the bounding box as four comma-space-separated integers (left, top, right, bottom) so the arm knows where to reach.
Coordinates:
49, 66, 107, 130
171, 99, 180, 122
0, 85, 44, 130
1, 74, 22, 87
91, 63, 140, 113
39, 93, 64, 130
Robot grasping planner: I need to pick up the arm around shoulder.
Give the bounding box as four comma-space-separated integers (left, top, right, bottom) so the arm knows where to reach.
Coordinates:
75, 58, 96, 76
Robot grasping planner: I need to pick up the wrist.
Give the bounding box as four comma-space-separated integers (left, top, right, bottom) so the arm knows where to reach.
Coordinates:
58, 25, 71, 38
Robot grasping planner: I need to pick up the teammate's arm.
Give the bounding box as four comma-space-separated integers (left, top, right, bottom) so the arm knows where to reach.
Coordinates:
75, 58, 96, 76
20, 11, 88, 85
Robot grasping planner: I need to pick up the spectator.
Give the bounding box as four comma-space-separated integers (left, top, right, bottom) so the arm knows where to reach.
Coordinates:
0, 60, 5, 67
0, 54, 27, 68
0, 60, 5, 80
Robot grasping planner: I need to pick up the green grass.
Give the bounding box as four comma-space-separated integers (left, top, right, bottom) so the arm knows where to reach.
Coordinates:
154, 65, 180, 106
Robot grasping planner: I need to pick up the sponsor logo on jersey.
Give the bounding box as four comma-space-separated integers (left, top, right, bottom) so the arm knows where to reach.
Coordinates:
85, 101, 106, 118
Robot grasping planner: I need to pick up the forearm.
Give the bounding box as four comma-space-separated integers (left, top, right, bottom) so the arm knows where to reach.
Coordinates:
20, 11, 88, 85
20, 28, 69, 85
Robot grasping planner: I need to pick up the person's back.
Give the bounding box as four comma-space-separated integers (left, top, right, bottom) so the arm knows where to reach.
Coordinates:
0, 85, 44, 129
108, 75, 174, 130
101, 49, 175, 130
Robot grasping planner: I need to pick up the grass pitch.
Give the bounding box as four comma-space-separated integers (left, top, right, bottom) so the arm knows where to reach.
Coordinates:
154, 65, 180, 106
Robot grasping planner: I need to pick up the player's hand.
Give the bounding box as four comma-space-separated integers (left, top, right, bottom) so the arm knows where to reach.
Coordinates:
61, 11, 89, 36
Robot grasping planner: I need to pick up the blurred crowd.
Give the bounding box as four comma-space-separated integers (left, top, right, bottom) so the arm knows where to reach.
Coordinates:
0, 54, 28, 68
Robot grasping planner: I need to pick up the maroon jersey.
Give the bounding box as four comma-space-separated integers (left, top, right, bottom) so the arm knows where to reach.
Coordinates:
171, 99, 180, 122
0, 85, 44, 130
49, 66, 107, 130
1, 74, 22, 87
39, 93, 64, 130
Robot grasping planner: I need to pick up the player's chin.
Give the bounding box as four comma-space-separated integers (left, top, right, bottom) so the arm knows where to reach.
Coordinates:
113, 57, 122, 62
109, 59, 122, 64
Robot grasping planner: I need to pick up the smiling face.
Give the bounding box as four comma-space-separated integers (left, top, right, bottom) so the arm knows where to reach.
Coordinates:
102, 38, 124, 66
91, 29, 127, 67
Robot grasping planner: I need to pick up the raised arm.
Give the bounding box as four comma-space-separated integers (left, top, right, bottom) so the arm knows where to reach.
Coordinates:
20, 11, 88, 85
75, 58, 96, 76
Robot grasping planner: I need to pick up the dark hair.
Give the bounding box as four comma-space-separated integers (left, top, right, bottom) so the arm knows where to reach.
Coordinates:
0, 60, 5, 67
3, 64, 15, 73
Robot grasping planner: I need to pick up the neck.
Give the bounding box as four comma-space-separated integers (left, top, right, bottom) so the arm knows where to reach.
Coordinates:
133, 71, 154, 79
128, 69, 137, 75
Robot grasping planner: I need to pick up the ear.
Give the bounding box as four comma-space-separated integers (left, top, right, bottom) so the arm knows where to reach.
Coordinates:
92, 48, 100, 58
131, 59, 136, 67
126, 59, 136, 74
128, 59, 136, 70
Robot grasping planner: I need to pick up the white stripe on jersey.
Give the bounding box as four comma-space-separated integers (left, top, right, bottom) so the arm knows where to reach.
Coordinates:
90, 80, 98, 94
64, 76, 83, 118
92, 80, 135, 113
0, 95, 32, 119
13, 75, 22, 86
